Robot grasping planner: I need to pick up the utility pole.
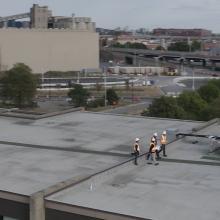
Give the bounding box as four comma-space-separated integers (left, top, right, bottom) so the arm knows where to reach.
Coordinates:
0, 46, 2, 72
190, 60, 195, 91
104, 67, 107, 107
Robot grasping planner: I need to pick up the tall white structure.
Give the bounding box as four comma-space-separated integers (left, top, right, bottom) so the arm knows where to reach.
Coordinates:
51, 16, 96, 32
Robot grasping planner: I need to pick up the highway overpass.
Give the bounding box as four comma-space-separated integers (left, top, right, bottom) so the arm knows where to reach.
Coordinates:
104, 47, 220, 68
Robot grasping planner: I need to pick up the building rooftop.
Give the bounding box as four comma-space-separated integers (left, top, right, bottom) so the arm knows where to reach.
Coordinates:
0, 111, 219, 219
46, 120, 220, 220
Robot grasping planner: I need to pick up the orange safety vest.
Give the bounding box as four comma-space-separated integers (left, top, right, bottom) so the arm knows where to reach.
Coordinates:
160, 135, 167, 144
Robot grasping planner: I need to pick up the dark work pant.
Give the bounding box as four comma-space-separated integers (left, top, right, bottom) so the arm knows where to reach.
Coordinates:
146, 152, 150, 160
134, 151, 139, 164
159, 144, 166, 156
156, 150, 160, 159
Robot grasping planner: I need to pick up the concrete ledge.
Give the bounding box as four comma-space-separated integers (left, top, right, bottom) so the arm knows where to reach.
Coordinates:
192, 118, 219, 132
0, 107, 83, 120
45, 201, 150, 220
85, 111, 204, 123
0, 190, 29, 204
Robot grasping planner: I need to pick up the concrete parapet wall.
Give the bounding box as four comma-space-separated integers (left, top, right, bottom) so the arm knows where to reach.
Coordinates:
0, 107, 83, 120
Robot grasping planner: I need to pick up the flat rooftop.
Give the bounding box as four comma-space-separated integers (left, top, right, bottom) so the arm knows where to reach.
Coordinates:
45, 117, 220, 220
0, 112, 219, 220
0, 112, 201, 153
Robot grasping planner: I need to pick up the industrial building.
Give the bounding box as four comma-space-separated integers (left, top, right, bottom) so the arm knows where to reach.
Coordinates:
0, 4, 98, 73
153, 28, 212, 37
0, 4, 96, 32
0, 28, 99, 73
0, 109, 219, 220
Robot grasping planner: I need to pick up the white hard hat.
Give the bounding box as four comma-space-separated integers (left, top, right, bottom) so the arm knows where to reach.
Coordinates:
163, 131, 166, 135
151, 137, 156, 142
135, 138, 140, 142
153, 133, 158, 137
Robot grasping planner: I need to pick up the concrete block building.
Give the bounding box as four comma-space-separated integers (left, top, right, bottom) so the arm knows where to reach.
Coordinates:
0, 29, 99, 73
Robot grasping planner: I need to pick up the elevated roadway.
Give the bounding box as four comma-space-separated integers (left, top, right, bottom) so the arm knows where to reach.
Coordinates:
105, 47, 220, 66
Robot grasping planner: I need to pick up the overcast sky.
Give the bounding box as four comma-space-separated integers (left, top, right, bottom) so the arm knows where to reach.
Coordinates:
0, 0, 220, 32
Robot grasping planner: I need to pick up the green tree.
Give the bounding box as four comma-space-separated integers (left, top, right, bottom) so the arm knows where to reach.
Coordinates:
142, 96, 186, 119
106, 88, 119, 105
168, 42, 190, 52
200, 97, 220, 121
198, 84, 220, 103
177, 91, 207, 120
68, 84, 90, 107
191, 40, 201, 51
86, 98, 105, 108
208, 79, 220, 90
112, 42, 147, 49
112, 42, 125, 48
0, 63, 37, 107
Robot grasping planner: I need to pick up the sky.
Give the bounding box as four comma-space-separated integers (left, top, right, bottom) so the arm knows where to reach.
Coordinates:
0, 0, 220, 33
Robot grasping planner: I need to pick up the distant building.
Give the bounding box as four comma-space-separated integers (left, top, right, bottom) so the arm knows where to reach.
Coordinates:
30, 4, 52, 29
0, 4, 96, 31
49, 16, 96, 32
153, 28, 212, 37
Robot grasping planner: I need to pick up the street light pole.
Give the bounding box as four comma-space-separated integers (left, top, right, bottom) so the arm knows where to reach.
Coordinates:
103, 67, 107, 107
134, 49, 137, 66
190, 60, 195, 91
192, 67, 195, 91
41, 72, 44, 89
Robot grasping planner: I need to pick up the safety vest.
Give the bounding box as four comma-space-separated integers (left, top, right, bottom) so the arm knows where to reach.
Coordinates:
150, 143, 156, 153
160, 135, 167, 144
134, 143, 140, 152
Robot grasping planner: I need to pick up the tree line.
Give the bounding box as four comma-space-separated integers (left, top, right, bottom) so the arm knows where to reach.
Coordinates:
0, 63, 120, 109
142, 79, 220, 121
68, 84, 119, 109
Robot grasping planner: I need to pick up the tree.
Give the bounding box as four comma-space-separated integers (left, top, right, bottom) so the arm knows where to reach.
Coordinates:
112, 42, 147, 49
0, 63, 37, 107
142, 96, 186, 119
191, 40, 201, 51
168, 40, 201, 52
155, 45, 165, 51
86, 98, 105, 108
208, 79, 220, 90
106, 88, 119, 105
168, 42, 189, 52
177, 91, 207, 120
200, 97, 220, 121
68, 84, 90, 107
198, 84, 220, 103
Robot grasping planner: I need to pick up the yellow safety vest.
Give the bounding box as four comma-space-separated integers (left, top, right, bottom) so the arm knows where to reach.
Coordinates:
160, 135, 167, 144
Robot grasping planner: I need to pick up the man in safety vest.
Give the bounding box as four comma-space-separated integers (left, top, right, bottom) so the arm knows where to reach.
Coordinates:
150, 132, 161, 160
159, 131, 168, 157
133, 138, 140, 165
147, 137, 159, 165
